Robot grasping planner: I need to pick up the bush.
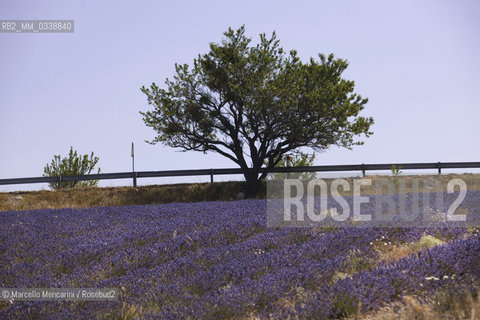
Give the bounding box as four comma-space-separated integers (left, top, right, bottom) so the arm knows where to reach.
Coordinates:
43, 146, 101, 190
267, 151, 317, 180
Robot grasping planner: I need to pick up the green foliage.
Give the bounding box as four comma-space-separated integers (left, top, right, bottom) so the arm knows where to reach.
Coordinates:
43, 146, 101, 190
345, 249, 375, 274
391, 165, 402, 177
267, 151, 317, 180
141, 25, 374, 196
331, 292, 360, 318
418, 235, 444, 249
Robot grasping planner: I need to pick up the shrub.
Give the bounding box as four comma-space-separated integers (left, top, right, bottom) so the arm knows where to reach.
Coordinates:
267, 151, 317, 180
43, 146, 101, 190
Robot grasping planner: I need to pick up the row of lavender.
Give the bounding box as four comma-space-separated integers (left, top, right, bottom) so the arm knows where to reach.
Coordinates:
0, 198, 479, 319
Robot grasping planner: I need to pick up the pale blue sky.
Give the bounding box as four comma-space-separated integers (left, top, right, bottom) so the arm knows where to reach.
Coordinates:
1, 0, 479, 191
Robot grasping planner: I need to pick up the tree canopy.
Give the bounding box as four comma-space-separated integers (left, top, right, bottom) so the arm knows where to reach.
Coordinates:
141, 26, 374, 197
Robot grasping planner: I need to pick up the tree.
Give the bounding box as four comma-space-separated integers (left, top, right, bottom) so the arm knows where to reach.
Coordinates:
141, 26, 374, 197
43, 146, 101, 190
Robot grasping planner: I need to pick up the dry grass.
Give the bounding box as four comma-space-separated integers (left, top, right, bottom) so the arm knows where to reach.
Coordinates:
352, 290, 480, 320
374, 235, 444, 264
377, 243, 420, 263
0, 181, 248, 212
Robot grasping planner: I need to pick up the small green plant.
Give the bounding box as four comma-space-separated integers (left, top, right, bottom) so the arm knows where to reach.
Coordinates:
267, 151, 317, 180
43, 146, 101, 190
345, 249, 375, 274
391, 165, 403, 189
391, 164, 402, 177
331, 292, 361, 318
418, 234, 444, 249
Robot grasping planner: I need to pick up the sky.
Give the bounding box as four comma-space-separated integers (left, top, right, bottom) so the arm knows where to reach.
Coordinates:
1, 0, 479, 192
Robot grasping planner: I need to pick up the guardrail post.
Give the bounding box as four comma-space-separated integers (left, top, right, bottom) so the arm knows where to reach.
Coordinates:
361, 164, 366, 177
133, 172, 137, 188
57, 176, 62, 189
210, 169, 214, 183
438, 162, 441, 175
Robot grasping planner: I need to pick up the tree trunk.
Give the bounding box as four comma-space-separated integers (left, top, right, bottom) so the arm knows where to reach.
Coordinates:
245, 173, 261, 198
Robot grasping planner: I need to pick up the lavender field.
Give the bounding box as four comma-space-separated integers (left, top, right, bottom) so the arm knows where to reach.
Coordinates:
1, 198, 479, 319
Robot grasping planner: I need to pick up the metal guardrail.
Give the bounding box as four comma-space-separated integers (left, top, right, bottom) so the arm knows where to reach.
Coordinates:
0, 161, 479, 186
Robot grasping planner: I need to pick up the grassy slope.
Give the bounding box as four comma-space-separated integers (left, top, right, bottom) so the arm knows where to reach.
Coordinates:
0, 181, 247, 212
1, 173, 478, 212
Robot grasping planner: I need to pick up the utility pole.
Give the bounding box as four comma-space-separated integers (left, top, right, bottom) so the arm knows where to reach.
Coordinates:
131, 142, 137, 188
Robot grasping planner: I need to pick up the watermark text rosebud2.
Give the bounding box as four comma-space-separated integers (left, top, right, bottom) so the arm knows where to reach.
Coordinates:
266, 176, 479, 228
